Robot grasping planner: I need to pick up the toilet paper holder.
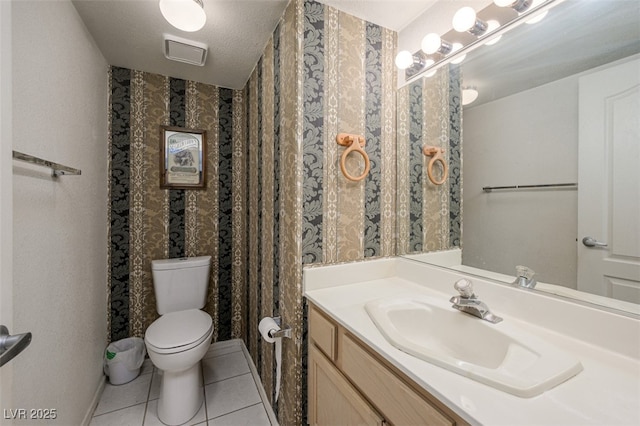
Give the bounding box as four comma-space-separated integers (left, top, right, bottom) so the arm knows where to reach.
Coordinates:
269, 317, 292, 339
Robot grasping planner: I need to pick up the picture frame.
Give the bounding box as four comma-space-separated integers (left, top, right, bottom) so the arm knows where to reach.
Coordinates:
160, 126, 207, 189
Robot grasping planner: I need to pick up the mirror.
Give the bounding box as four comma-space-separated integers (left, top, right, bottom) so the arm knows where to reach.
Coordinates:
397, 0, 640, 314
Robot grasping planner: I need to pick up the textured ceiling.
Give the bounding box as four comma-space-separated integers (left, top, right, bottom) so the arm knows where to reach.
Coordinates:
72, 0, 438, 89
72, 0, 640, 106
72, 0, 289, 89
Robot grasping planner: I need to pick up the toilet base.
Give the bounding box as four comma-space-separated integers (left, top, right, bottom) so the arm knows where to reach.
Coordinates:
157, 362, 203, 425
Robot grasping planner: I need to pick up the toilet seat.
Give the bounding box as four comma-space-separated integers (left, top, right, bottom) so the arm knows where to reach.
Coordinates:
145, 309, 213, 354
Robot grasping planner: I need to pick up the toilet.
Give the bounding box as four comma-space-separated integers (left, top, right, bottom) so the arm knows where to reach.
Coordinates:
144, 256, 213, 426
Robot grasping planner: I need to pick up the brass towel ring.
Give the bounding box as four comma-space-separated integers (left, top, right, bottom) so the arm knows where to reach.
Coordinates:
422, 145, 448, 186
337, 133, 370, 182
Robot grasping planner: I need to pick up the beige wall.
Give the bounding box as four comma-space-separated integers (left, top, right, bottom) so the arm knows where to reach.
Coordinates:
0, 0, 15, 413
12, 1, 108, 424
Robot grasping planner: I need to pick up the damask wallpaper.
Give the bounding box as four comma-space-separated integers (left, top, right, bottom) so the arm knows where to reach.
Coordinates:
301, 2, 397, 264
108, 69, 247, 344
243, 1, 397, 424
396, 66, 462, 254
107, 1, 457, 425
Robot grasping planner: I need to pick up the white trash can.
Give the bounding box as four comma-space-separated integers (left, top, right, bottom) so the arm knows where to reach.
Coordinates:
103, 337, 146, 385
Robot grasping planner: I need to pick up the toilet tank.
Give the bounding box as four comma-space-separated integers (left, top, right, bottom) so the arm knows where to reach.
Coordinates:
151, 256, 211, 315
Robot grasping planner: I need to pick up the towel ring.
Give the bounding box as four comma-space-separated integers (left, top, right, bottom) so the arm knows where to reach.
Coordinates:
422, 145, 448, 186
337, 133, 370, 182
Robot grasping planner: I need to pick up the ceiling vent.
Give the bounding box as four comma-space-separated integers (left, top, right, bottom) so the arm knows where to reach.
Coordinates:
163, 34, 208, 66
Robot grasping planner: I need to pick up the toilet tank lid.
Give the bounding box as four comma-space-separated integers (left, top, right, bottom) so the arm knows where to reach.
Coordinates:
152, 256, 211, 271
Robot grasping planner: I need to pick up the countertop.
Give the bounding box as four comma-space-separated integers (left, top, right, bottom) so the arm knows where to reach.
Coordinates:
303, 257, 640, 426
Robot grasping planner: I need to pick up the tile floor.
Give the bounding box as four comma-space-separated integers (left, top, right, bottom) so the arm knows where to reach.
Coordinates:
90, 339, 277, 426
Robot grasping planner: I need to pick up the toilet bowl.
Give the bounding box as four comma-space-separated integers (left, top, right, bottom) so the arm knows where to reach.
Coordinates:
144, 256, 213, 426
145, 309, 213, 425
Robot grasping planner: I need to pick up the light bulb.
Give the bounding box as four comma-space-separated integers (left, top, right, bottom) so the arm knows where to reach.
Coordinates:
395, 51, 414, 70
453, 7, 476, 32
452, 7, 487, 35
450, 43, 466, 65
421, 33, 452, 55
484, 20, 502, 45
421, 33, 441, 54
159, 0, 206, 32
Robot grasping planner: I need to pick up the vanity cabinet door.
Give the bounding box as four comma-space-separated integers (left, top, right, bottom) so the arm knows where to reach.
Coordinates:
309, 304, 337, 361
340, 332, 454, 426
309, 343, 384, 426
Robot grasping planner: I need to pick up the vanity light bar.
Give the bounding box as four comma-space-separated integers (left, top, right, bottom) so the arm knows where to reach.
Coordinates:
399, 0, 563, 83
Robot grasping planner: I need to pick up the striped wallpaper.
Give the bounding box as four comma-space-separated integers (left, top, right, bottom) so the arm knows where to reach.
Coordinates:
396, 65, 462, 254
108, 1, 460, 425
108, 69, 247, 344
242, 1, 397, 424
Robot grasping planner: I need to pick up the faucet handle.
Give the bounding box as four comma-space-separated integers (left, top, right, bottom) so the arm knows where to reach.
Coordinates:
515, 265, 535, 279
454, 278, 474, 298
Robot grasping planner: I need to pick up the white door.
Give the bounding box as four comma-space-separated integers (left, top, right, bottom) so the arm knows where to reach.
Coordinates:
577, 58, 640, 303
0, 0, 14, 419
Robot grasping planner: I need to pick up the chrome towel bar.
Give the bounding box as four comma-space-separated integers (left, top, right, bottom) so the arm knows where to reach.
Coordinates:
12, 150, 81, 177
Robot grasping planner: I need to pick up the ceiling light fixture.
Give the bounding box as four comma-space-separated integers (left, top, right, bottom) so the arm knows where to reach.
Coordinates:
462, 87, 479, 105
159, 0, 206, 32
452, 7, 488, 36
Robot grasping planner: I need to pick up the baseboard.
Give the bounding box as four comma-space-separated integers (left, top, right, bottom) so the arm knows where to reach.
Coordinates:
212, 338, 243, 351
239, 340, 279, 426
81, 375, 106, 426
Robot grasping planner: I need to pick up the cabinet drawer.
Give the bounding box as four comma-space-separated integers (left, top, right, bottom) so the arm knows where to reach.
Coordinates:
309, 304, 337, 361
341, 333, 453, 426
309, 344, 384, 426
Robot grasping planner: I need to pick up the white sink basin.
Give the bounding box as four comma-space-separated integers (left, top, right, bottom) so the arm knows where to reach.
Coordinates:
365, 297, 583, 397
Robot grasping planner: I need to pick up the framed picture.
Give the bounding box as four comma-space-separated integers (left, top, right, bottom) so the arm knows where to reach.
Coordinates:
160, 126, 207, 189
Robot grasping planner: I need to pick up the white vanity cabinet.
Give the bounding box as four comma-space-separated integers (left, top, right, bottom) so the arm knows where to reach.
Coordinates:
308, 302, 468, 426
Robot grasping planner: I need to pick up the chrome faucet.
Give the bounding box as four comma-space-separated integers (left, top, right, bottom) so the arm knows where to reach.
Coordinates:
512, 265, 537, 289
449, 279, 503, 324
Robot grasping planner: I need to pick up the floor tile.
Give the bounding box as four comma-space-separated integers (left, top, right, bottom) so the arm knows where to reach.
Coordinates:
90, 403, 146, 426
94, 373, 152, 416
204, 373, 262, 419
144, 398, 206, 426
203, 340, 242, 360
140, 359, 154, 376
203, 351, 250, 384
148, 370, 161, 401
208, 403, 271, 426
93, 340, 277, 426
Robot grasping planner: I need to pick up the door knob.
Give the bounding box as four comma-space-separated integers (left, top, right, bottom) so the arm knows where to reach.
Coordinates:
0, 325, 32, 367
582, 236, 608, 248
